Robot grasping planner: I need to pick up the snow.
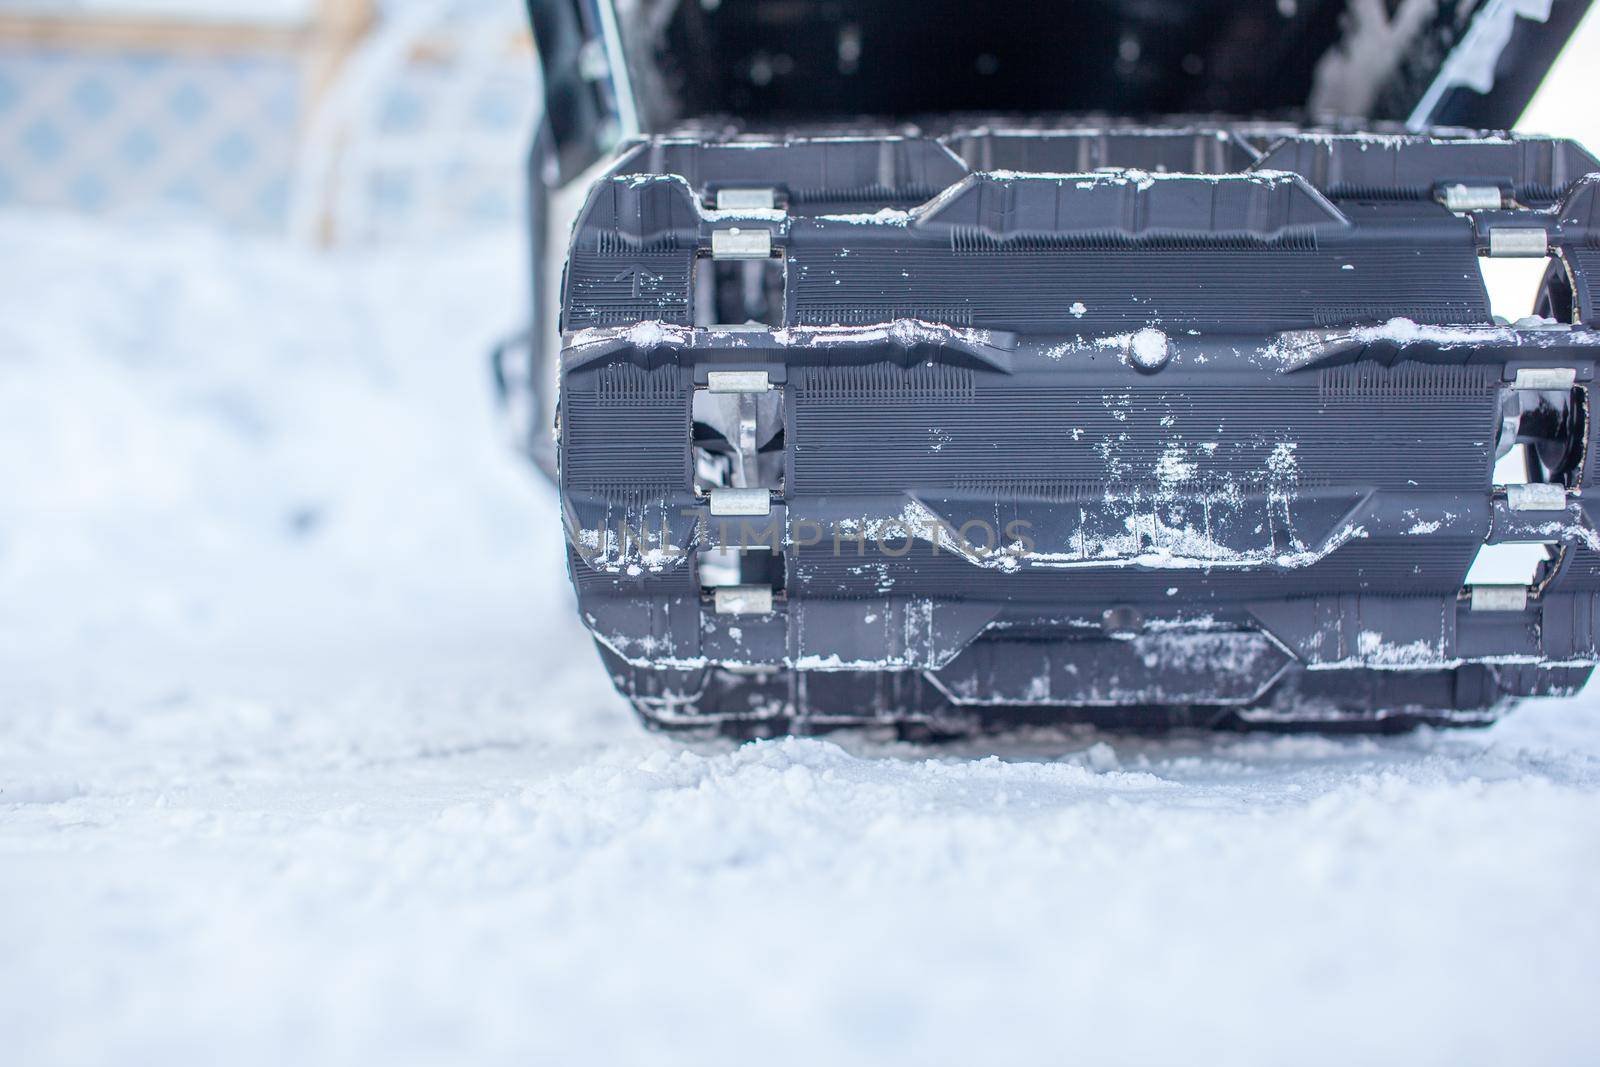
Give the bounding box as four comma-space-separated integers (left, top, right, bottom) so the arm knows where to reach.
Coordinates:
980, 167, 1300, 193
1128, 325, 1169, 369
572, 318, 1001, 352
568, 318, 694, 350
771, 318, 995, 349
815, 207, 913, 226
5, 213, 1600, 1067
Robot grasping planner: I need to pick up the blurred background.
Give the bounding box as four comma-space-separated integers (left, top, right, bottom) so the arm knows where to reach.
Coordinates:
0, 0, 555, 677
0, 0, 537, 241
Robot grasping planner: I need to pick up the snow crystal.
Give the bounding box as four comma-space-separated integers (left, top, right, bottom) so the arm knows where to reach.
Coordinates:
1155, 444, 1197, 485
771, 318, 994, 349
815, 207, 914, 226
1353, 629, 1451, 668
1267, 442, 1299, 477
567, 319, 695, 350
979, 167, 1299, 191
1129, 327, 1169, 369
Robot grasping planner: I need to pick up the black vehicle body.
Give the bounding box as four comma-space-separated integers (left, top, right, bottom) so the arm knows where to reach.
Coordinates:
506, 1, 1600, 734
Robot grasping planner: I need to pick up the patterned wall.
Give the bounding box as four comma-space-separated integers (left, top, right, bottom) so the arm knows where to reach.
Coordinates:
0, 44, 303, 229
0, 0, 538, 240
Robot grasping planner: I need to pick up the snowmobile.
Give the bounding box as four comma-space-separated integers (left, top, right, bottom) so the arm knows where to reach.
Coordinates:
501, 0, 1600, 735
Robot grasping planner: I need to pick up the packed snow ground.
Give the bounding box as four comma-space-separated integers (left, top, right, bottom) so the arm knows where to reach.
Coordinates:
3, 213, 1600, 1067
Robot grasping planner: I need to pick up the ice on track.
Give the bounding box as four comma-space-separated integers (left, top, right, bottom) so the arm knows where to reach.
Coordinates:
3, 214, 1600, 1067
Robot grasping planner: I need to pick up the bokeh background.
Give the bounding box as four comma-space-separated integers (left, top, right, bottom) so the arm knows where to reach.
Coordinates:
0, 0, 537, 240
